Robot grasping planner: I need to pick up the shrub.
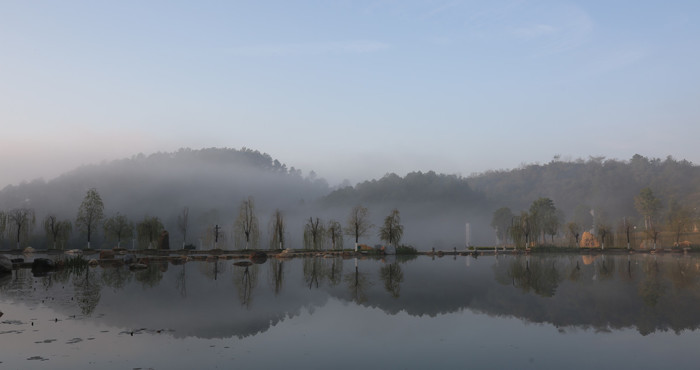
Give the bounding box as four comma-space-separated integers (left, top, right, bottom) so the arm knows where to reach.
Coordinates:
396, 245, 418, 255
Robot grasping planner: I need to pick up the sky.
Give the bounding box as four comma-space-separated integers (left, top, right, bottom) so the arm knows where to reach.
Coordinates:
1, 0, 699, 188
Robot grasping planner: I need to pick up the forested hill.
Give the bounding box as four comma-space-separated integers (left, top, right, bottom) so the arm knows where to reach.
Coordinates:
0, 147, 330, 226
319, 155, 700, 246
467, 155, 700, 220
322, 171, 487, 208
2, 149, 698, 249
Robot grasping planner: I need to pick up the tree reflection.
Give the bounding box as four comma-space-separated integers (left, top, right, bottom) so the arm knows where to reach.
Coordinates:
380, 262, 403, 298
344, 259, 369, 303
638, 257, 664, 307
73, 268, 102, 316
268, 258, 285, 295
327, 257, 343, 287
507, 257, 561, 297
304, 257, 323, 289
234, 264, 258, 308
198, 258, 225, 281
135, 261, 167, 288
596, 255, 615, 280
666, 258, 699, 291
618, 255, 634, 282
567, 259, 581, 282
101, 266, 132, 292
175, 264, 187, 298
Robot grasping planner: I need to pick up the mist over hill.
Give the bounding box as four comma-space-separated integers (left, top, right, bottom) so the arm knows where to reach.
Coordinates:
0, 148, 330, 249
468, 154, 700, 224
0, 149, 698, 250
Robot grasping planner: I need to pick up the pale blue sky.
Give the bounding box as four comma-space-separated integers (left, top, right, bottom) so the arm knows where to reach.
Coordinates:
1, 0, 698, 187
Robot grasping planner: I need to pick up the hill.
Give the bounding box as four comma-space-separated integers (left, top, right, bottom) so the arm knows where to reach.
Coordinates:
1, 150, 698, 250
469, 155, 700, 222
0, 147, 329, 249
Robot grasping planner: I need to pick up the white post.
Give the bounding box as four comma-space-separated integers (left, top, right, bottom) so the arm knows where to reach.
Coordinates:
465, 222, 471, 249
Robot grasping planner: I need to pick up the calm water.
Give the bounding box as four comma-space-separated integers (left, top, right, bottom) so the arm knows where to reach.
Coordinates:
2, 252, 700, 369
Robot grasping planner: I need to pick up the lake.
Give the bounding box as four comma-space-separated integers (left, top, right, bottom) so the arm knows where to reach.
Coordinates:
2, 252, 700, 369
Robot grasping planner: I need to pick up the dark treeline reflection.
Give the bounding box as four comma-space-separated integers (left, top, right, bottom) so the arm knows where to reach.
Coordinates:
3, 254, 700, 338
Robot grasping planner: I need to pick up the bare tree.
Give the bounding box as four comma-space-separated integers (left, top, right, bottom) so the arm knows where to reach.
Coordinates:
327, 219, 344, 250
8, 207, 36, 249
76, 188, 105, 249
597, 222, 612, 250
234, 196, 259, 250
44, 214, 72, 249
344, 205, 372, 250
566, 222, 580, 247
177, 206, 190, 249
103, 213, 133, 249
303, 217, 325, 250
646, 226, 660, 250
618, 217, 634, 250
268, 209, 285, 250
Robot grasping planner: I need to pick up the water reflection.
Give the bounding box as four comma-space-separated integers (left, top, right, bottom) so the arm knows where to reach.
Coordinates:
502, 256, 561, 297
2, 253, 700, 338
379, 262, 403, 298
268, 258, 285, 295
233, 264, 258, 308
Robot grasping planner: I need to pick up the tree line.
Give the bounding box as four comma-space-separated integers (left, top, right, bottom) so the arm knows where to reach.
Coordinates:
491, 187, 698, 249
0, 188, 407, 251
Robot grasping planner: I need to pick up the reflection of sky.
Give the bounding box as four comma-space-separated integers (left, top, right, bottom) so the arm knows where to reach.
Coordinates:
3, 297, 700, 369
3, 254, 700, 368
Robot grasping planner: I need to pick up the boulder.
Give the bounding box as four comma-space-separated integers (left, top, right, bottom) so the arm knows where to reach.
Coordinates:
88, 259, 99, 267
250, 251, 268, 264
0, 256, 12, 274
31, 258, 56, 276
99, 250, 115, 259
32, 258, 55, 270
